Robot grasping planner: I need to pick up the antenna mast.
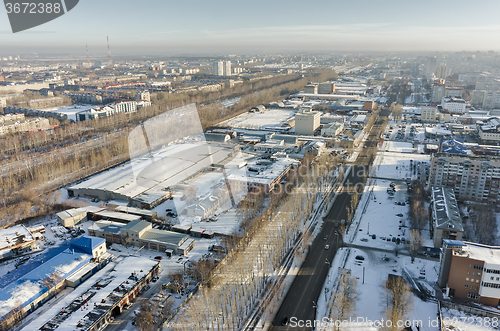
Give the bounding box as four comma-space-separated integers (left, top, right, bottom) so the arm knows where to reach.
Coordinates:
107, 36, 112, 64
86, 44, 90, 63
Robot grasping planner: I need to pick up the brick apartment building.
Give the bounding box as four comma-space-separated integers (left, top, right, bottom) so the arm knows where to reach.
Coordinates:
438, 240, 500, 306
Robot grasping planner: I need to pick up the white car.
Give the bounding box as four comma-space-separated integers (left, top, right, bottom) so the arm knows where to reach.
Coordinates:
325, 245, 330, 250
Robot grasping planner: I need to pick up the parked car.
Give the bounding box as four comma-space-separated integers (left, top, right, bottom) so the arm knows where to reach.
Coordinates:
154, 256, 162, 260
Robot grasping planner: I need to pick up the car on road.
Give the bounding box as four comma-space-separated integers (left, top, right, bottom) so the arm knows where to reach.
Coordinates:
355, 255, 365, 261
282, 317, 289, 326
324, 235, 328, 240
396, 213, 403, 217
360, 238, 368, 242
325, 245, 330, 250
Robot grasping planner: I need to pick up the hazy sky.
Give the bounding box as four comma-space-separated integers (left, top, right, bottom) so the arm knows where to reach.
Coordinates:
1, 0, 500, 55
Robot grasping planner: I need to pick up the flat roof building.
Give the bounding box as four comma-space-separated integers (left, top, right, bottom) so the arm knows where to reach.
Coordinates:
120, 220, 191, 255
0, 236, 110, 330
438, 240, 500, 306
67, 143, 234, 209
294, 111, 321, 135
32, 256, 159, 331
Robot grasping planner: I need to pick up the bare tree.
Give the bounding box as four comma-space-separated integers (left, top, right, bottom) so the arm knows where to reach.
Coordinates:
135, 301, 156, 331
409, 229, 423, 263
383, 276, 413, 331
330, 270, 358, 329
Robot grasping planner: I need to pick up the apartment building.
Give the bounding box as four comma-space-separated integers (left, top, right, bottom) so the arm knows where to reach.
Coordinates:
428, 153, 500, 202
438, 240, 500, 306
0, 114, 51, 136
431, 83, 446, 103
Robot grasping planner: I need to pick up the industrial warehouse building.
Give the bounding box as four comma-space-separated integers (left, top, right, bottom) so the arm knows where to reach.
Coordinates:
0, 236, 111, 330
32, 256, 160, 331
67, 142, 235, 209
120, 220, 194, 255
227, 157, 299, 193
89, 219, 194, 255
56, 206, 104, 228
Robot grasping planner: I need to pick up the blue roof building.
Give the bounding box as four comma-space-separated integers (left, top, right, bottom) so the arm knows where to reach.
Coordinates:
0, 236, 110, 330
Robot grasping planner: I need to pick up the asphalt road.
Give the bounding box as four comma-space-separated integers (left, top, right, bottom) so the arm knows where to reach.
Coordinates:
270, 109, 389, 330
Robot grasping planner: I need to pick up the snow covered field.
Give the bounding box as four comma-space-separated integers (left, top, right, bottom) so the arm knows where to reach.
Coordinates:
219, 108, 295, 130
373, 152, 430, 181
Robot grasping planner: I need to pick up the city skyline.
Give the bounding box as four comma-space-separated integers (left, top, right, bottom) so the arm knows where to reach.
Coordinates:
1, 0, 500, 55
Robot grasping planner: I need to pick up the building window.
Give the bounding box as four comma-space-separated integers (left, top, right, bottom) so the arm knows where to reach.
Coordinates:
466, 278, 470, 281
472, 272, 475, 276
465, 284, 468, 288
469, 264, 472, 268
468, 271, 470, 275
475, 287, 478, 290
476, 280, 479, 283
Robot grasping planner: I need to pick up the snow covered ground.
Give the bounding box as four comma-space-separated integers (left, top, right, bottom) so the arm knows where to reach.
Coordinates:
373, 152, 430, 181
441, 307, 499, 331
219, 108, 295, 130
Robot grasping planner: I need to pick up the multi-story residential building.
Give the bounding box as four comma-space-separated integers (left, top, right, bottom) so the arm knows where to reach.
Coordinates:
441, 97, 466, 114
478, 117, 500, 144
112, 100, 137, 113
421, 106, 437, 122
0, 114, 51, 136
436, 66, 451, 79
431, 83, 446, 103
472, 90, 487, 108
212, 61, 231, 76
438, 239, 500, 306
223, 61, 231, 76
431, 187, 463, 247
428, 153, 500, 202
445, 87, 464, 98
213, 61, 224, 76
472, 90, 500, 109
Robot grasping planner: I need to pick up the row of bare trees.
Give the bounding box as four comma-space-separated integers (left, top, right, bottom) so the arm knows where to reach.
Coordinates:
172, 156, 340, 330
0, 70, 338, 227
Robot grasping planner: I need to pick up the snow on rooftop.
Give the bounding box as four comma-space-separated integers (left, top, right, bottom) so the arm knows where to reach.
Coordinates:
0, 225, 34, 251
0, 248, 92, 318
30, 256, 158, 331
454, 242, 500, 265
69, 142, 234, 202
219, 108, 295, 130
